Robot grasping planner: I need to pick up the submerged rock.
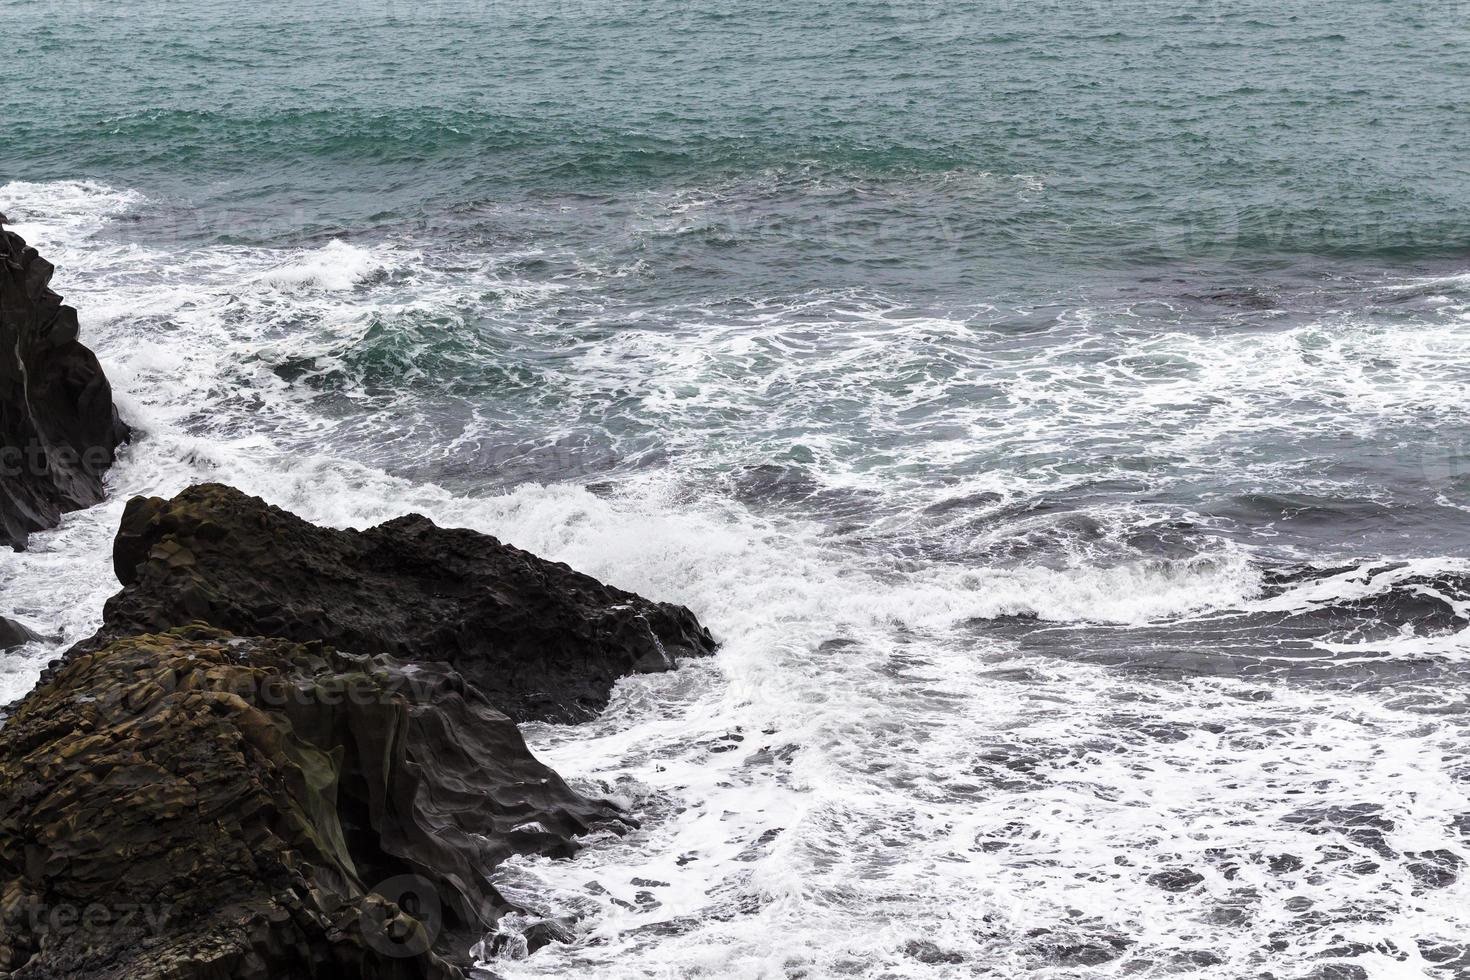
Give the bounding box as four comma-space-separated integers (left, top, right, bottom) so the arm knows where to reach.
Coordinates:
104, 483, 716, 722
0, 625, 628, 979
0, 616, 38, 649
0, 218, 129, 550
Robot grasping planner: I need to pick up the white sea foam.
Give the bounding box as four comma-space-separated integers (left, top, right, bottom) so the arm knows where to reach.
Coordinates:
484, 491, 1470, 978
0, 179, 144, 243
1, 179, 1468, 979
1384, 270, 1470, 301
254, 238, 404, 293
538, 287, 1470, 531
1250, 559, 1470, 616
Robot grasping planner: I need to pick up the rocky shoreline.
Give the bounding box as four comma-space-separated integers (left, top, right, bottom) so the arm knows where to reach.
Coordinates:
0, 235, 717, 977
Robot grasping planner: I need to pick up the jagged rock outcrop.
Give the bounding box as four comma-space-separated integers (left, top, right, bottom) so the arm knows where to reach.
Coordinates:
0, 625, 628, 979
0, 483, 717, 976
0, 217, 129, 550
103, 484, 717, 722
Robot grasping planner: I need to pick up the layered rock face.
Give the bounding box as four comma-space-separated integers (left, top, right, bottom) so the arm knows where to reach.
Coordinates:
0, 625, 629, 979
105, 484, 716, 722
0, 219, 129, 550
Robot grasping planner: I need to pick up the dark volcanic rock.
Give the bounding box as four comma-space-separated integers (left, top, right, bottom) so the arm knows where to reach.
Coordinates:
0, 625, 627, 979
0, 218, 129, 550
0, 615, 38, 649
0, 483, 717, 974
103, 483, 716, 722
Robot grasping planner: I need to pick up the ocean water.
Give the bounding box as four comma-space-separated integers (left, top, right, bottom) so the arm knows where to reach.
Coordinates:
4, 0, 1470, 976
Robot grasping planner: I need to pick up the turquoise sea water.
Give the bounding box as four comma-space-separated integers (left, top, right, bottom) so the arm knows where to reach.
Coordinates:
4, 2, 1470, 977
8, 0, 1470, 265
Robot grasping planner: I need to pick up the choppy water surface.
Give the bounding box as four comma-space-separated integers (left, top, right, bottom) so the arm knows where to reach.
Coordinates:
4, 1, 1470, 976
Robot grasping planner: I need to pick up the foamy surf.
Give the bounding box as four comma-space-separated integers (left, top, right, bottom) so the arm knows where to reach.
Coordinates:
2, 177, 1469, 979
254, 238, 405, 293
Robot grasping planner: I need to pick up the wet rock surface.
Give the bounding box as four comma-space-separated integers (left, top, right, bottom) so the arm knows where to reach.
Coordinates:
0, 219, 128, 550
0, 616, 37, 649
104, 483, 717, 722
0, 625, 628, 979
